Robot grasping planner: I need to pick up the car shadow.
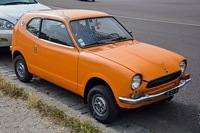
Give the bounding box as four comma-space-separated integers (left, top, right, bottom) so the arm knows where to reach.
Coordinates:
0, 47, 10, 53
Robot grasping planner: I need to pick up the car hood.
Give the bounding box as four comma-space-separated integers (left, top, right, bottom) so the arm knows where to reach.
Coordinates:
0, 3, 50, 24
91, 42, 183, 81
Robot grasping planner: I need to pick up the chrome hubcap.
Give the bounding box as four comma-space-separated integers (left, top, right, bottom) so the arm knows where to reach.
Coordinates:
16, 61, 25, 78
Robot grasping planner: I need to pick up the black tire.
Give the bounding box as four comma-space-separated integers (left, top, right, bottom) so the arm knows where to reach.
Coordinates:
92, 0, 95, 2
14, 55, 33, 82
87, 85, 119, 124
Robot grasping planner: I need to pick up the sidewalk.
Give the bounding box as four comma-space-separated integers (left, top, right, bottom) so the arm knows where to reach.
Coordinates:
0, 91, 70, 133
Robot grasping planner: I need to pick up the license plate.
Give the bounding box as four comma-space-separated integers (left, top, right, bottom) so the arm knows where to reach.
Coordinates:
165, 88, 179, 97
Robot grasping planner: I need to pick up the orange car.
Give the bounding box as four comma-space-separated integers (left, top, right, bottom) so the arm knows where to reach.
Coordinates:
11, 9, 191, 123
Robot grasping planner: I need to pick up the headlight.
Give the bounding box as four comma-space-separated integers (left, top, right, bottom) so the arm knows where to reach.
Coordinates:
0, 19, 14, 30
131, 75, 142, 90
180, 60, 186, 73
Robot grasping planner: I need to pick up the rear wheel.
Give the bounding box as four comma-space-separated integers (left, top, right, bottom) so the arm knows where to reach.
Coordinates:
88, 85, 119, 124
14, 55, 33, 82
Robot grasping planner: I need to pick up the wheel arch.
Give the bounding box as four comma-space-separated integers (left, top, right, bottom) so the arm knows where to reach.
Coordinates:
12, 50, 23, 60
83, 77, 114, 104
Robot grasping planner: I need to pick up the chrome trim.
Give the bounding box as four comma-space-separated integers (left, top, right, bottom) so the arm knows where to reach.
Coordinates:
39, 38, 75, 49
26, 28, 75, 49
119, 77, 191, 104
10, 46, 12, 51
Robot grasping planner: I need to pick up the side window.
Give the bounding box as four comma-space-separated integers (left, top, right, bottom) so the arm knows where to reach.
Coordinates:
40, 19, 73, 47
27, 18, 41, 37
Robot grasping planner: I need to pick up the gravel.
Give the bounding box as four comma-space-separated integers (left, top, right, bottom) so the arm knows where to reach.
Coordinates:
0, 91, 71, 133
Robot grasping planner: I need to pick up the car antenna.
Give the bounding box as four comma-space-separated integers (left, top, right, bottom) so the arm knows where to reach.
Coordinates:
62, 10, 68, 19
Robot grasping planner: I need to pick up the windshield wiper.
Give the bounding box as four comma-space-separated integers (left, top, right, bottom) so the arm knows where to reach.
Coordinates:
87, 40, 106, 47
111, 36, 127, 42
3, 2, 35, 5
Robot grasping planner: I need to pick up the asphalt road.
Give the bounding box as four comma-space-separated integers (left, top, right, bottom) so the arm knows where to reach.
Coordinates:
1, 0, 200, 132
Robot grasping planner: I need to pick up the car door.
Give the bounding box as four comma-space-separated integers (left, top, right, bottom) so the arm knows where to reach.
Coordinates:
25, 18, 42, 69
34, 19, 79, 91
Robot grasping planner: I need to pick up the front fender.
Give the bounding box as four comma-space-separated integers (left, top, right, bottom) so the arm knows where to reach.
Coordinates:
77, 52, 136, 107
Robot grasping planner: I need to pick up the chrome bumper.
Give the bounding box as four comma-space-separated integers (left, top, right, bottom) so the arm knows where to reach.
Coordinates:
119, 77, 191, 104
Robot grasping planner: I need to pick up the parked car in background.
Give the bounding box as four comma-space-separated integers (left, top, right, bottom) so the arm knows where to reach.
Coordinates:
11, 9, 191, 124
0, 0, 50, 48
199, 111, 200, 125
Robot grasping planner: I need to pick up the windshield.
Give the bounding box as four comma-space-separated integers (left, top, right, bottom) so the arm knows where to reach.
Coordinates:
70, 17, 133, 48
0, 0, 37, 5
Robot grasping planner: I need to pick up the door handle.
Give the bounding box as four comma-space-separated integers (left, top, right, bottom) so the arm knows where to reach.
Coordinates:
34, 44, 38, 54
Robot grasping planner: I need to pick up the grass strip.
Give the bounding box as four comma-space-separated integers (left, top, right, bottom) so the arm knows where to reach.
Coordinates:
0, 75, 102, 133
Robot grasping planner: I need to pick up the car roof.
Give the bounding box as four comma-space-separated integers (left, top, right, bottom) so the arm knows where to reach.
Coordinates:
28, 9, 110, 20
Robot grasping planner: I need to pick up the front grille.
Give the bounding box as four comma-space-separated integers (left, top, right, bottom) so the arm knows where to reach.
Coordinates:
147, 71, 181, 88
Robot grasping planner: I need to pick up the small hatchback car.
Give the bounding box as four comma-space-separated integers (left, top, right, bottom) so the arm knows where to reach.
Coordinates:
11, 9, 191, 124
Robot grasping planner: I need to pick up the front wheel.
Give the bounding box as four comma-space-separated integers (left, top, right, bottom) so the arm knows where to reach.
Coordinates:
14, 55, 33, 82
87, 85, 119, 124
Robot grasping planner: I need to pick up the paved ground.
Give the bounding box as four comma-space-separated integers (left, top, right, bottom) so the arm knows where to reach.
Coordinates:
0, 51, 151, 133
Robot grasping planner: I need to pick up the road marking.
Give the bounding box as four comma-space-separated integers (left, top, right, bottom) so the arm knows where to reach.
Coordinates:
47, 5, 200, 27
113, 15, 200, 27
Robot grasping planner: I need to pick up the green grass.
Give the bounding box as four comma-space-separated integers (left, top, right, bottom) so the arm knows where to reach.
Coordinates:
0, 75, 102, 133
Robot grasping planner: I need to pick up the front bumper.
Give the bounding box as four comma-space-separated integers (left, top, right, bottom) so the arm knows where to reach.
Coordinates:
119, 75, 191, 104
